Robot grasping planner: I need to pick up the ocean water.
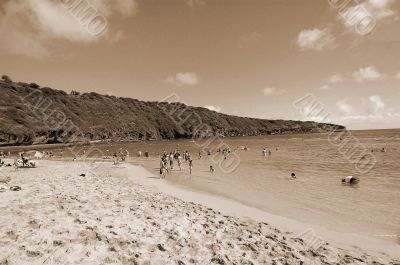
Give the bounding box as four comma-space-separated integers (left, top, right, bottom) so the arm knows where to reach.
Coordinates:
99, 129, 400, 241
6, 129, 400, 242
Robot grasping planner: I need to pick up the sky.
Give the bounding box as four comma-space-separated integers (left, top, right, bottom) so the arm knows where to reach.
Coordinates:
1, 0, 400, 130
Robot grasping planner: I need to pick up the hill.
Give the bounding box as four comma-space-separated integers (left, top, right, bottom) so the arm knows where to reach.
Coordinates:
0, 77, 345, 146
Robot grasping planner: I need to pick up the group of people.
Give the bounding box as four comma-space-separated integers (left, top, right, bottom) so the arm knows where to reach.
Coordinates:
159, 150, 193, 178
262, 148, 272, 158
219, 147, 231, 160
109, 149, 129, 164
137, 151, 150, 158
158, 147, 239, 179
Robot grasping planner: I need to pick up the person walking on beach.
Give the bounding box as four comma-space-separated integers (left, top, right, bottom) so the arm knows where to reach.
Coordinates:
160, 158, 167, 179
159, 161, 164, 178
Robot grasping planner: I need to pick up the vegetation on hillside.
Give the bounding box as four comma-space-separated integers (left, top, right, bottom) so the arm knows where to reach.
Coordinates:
0, 77, 345, 146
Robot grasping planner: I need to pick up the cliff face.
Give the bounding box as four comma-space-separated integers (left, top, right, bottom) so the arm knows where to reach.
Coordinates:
0, 79, 345, 146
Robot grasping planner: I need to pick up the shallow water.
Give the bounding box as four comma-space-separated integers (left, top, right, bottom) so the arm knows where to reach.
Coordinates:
7, 129, 400, 243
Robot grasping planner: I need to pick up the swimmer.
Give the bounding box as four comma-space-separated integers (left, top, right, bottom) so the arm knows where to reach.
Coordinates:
342, 176, 359, 185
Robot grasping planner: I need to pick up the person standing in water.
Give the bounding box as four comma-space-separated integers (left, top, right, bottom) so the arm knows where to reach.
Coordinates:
189, 159, 193, 176
169, 152, 174, 169
177, 155, 182, 171
262, 148, 267, 158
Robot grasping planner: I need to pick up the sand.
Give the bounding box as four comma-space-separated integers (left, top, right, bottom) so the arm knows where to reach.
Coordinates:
0, 160, 399, 265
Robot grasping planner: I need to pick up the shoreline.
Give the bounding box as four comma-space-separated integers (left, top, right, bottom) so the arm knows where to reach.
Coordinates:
125, 160, 400, 259
1, 128, 400, 149
1, 159, 398, 264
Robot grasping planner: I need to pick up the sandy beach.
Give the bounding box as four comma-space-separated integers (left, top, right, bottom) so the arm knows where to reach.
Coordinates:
0, 160, 399, 265
2, 0, 400, 263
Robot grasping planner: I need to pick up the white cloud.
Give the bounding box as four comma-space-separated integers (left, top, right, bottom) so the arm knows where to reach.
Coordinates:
111, 0, 139, 17
367, 0, 397, 20
319, 84, 331, 91
336, 99, 354, 115
297, 28, 334, 51
319, 84, 332, 91
337, 0, 397, 35
352, 66, 384, 82
166, 72, 200, 86
262, 87, 287, 96
238, 31, 262, 48
368, 95, 385, 113
332, 95, 400, 129
328, 74, 344, 84
186, 0, 206, 8
204, 105, 221, 112
0, 0, 138, 58
318, 74, 343, 91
